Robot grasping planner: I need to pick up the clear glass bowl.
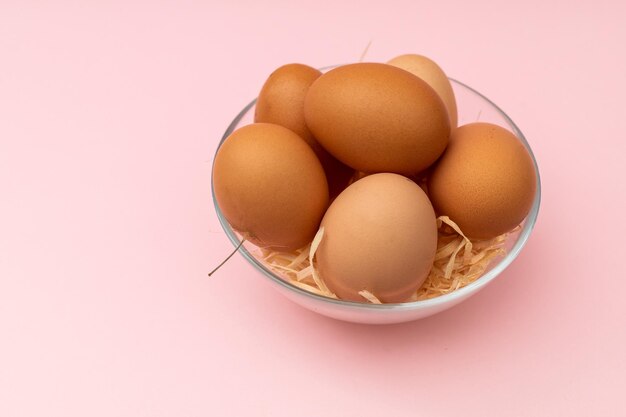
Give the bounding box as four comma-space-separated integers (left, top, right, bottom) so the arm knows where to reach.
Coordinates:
211, 76, 541, 324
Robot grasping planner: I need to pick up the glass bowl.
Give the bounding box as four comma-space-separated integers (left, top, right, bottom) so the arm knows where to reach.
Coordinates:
211, 75, 541, 324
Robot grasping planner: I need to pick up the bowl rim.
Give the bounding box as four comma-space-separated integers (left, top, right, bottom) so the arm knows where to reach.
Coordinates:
211, 76, 542, 312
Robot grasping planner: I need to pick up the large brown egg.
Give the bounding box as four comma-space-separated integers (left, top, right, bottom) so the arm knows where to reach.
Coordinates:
428, 122, 537, 239
317, 173, 437, 303
254, 63, 353, 198
213, 123, 329, 251
304, 63, 450, 175
387, 54, 458, 129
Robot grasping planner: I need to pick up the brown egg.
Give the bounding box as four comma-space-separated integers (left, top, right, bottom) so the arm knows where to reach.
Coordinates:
255, 64, 321, 147
387, 54, 458, 129
254, 63, 353, 198
304, 63, 450, 175
317, 173, 437, 303
428, 122, 537, 239
213, 123, 329, 251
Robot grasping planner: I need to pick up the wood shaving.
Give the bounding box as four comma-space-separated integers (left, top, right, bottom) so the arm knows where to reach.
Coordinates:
255, 216, 515, 304
358, 290, 382, 304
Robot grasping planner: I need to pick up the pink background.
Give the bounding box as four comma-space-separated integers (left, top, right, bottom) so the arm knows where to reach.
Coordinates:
1, 1, 624, 416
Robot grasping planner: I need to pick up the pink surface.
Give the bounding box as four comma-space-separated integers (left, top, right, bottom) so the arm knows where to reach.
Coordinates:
1, 1, 624, 416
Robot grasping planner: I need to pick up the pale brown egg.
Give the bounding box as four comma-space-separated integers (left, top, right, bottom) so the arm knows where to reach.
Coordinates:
428, 122, 537, 239
387, 54, 458, 129
304, 63, 450, 175
317, 173, 437, 303
213, 123, 329, 251
254, 63, 353, 198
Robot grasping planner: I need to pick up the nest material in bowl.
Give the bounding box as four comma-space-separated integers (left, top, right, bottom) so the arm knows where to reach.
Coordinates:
256, 216, 514, 304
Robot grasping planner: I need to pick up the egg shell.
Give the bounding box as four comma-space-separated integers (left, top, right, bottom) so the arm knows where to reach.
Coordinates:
387, 54, 458, 129
255, 64, 321, 148
254, 63, 354, 198
317, 173, 437, 303
213, 123, 329, 251
428, 122, 537, 239
304, 63, 450, 175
